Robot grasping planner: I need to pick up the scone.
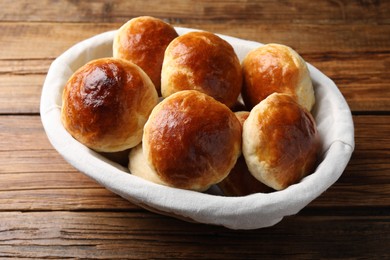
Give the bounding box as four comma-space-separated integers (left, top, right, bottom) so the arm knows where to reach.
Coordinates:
242, 93, 320, 190
113, 16, 178, 94
242, 43, 315, 111
61, 57, 158, 152
136, 90, 242, 191
161, 31, 242, 108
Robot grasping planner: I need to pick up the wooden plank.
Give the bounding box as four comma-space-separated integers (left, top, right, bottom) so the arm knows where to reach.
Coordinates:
0, 116, 52, 151
0, 211, 388, 259
0, 23, 119, 60
0, 74, 43, 113
0, 58, 49, 113
307, 52, 390, 112
0, 189, 136, 211
0, 0, 389, 24
1, 22, 389, 59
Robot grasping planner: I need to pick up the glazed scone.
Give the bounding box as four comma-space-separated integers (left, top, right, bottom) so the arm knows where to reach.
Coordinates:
242, 43, 315, 111
161, 31, 242, 108
61, 58, 158, 152
141, 90, 242, 191
113, 16, 178, 94
242, 93, 320, 190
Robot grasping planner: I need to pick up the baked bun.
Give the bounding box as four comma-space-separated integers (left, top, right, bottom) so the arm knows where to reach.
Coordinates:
113, 16, 178, 94
161, 31, 242, 108
141, 90, 242, 191
242, 93, 320, 190
61, 58, 158, 152
242, 43, 315, 111
218, 111, 274, 196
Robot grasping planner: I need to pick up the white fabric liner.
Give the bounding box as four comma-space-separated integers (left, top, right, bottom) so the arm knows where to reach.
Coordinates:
40, 28, 354, 230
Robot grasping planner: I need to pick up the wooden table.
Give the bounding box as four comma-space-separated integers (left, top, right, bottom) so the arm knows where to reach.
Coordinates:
1, 1, 389, 259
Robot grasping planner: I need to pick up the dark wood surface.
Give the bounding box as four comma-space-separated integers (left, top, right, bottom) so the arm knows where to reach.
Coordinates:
0, 1, 389, 259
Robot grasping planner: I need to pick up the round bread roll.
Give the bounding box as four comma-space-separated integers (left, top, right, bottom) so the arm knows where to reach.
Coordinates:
113, 16, 178, 94
142, 90, 242, 191
61, 57, 158, 152
218, 111, 274, 196
161, 31, 242, 108
242, 93, 320, 190
242, 43, 315, 111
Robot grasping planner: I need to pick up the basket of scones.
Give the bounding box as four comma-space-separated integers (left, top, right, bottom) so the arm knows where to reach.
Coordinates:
41, 16, 354, 229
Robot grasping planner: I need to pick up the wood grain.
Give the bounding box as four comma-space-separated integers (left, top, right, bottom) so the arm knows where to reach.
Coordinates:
2, 22, 389, 59
1, 0, 389, 24
0, 211, 388, 259
0, 58, 50, 113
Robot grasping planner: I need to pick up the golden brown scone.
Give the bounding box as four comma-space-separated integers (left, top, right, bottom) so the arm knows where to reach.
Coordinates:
141, 90, 242, 191
113, 16, 178, 95
161, 31, 242, 108
242, 93, 320, 190
61, 58, 158, 152
218, 111, 274, 196
242, 43, 315, 111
